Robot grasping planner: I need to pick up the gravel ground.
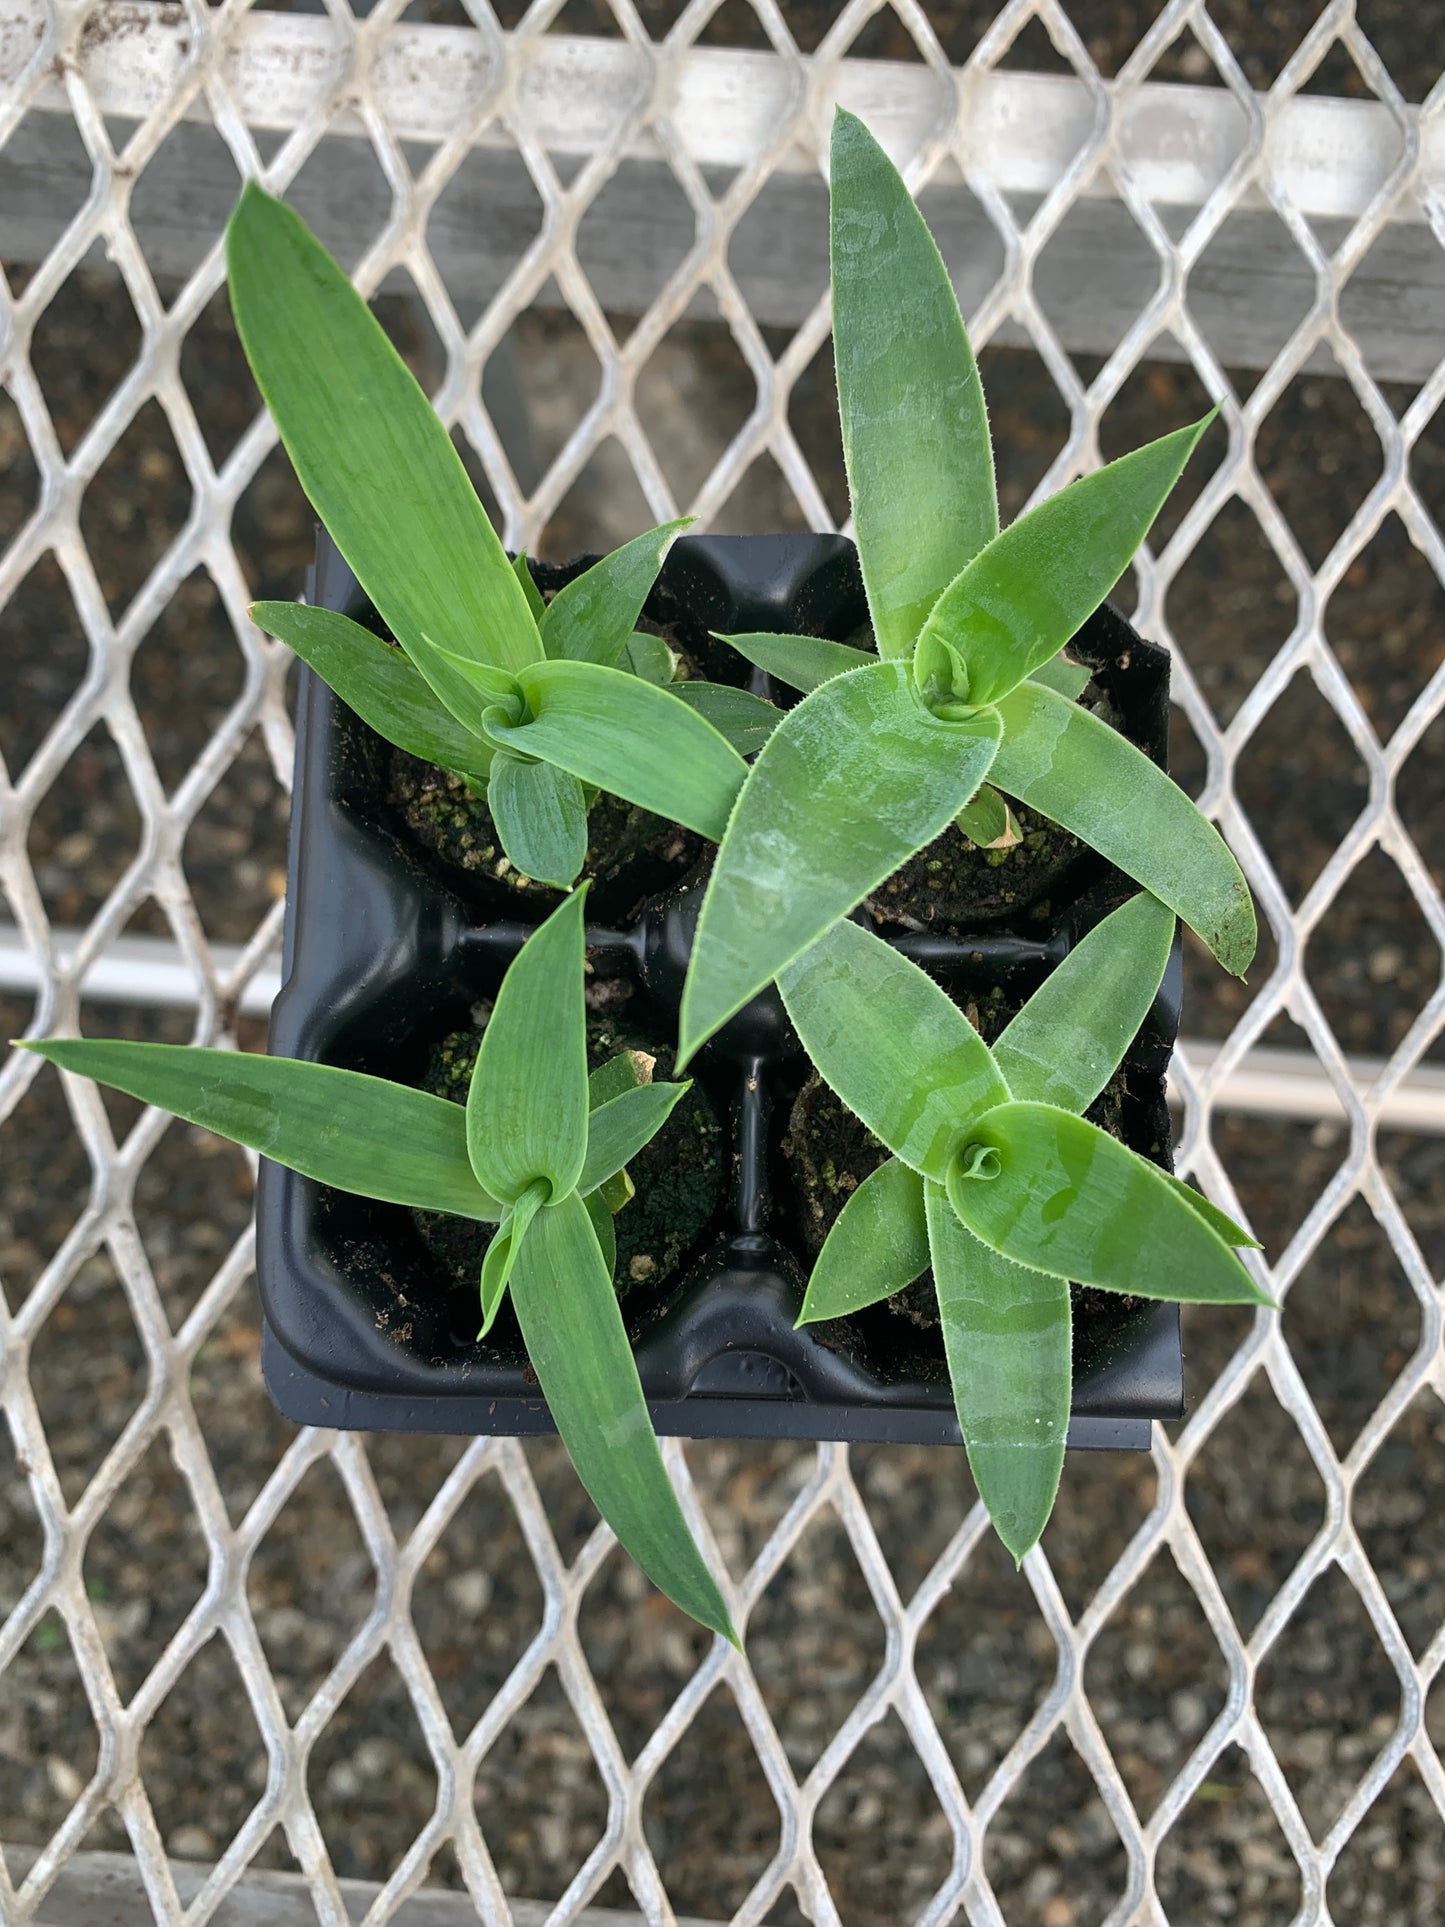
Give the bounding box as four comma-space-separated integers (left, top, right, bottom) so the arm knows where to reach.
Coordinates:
4, 7, 1445, 1922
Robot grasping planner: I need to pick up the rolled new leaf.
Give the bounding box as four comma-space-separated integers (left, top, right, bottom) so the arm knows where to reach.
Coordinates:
680, 661, 1002, 1064
490, 659, 748, 842
925, 1183, 1069, 1566
796, 1156, 929, 1325
919, 414, 1214, 708
945, 1101, 1273, 1305
487, 753, 589, 889
621, 632, 675, 684
226, 185, 541, 676
719, 632, 875, 695
510, 1190, 738, 1644
776, 915, 1008, 1183
252, 602, 493, 784
478, 1177, 549, 1337
954, 785, 1020, 850
831, 108, 997, 658
578, 1081, 692, 1198
541, 520, 692, 666
990, 679, 1257, 977
20, 1040, 502, 1220
466, 888, 590, 1205
991, 890, 1176, 1114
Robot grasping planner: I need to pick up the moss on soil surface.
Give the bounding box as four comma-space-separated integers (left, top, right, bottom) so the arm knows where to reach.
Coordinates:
388, 752, 701, 909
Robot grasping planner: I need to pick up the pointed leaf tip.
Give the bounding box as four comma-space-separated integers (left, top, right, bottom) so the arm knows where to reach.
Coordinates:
509, 1191, 736, 1640
466, 885, 590, 1204
829, 107, 996, 656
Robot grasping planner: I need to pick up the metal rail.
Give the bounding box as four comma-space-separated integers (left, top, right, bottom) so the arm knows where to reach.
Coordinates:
2, 3, 1443, 1924
5, 925, 1445, 1132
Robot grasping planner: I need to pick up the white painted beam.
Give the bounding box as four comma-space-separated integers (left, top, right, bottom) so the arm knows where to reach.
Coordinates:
7, 1843, 694, 1927
0, 927, 281, 1018
3, 54, 1441, 375
5, 925, 1444, 1133
2, 5, 1437, 223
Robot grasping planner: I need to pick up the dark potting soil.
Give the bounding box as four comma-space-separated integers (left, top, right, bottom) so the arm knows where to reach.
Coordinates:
865, 656, 1124, 931
866, 799, 1084, 931
408, 1003, 725, 1305
862, 639, 1129, 932
388, 750, 701, 911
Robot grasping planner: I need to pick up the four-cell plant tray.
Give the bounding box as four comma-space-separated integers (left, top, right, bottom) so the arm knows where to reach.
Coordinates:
258, 531, 1185, 1450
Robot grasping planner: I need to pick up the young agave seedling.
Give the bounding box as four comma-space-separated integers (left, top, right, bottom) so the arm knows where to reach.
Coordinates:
19, 890, 737, 1644
676, 110, 1256, 1064
777, 892, 1269, 1560
227, 186, 778, 890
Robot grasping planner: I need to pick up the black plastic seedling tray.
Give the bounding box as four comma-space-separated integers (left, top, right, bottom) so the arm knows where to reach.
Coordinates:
258, 532, 1185, 1449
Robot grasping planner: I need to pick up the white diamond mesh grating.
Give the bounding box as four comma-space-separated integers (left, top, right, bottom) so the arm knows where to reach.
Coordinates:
1, 1, 1443, 1922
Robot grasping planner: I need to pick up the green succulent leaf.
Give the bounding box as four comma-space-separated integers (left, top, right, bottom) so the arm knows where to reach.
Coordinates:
251, 602, 493, 783
992, 890, 1176, 1114
597, 1167, 634, 1217
466, 888, 590, 1205
509, 1190, 737, 1643
585, 1188, 618, 1276
620, 631, 676, 685
991, 679, 1257, 977
830, 108, 997, 658
668, 682, 782, 756
679, 661, 1002, 1064
796, 1156, 929, 1325
588, 1052, 652, 1213
919, 414, 1214, 708
486, 753, 588, 888
994, 682, 1256, 978
402, 631, 525, 743
579, 1081, 691, 1198
944, 1101, 1273, 1305
1155, 1171, 1261, 1249
954, 784, 1020, 850
477, 1177, 549, 1338
20, 1039, 502, 1221
226, 184, 540, 676
718, 632, 876, 694
776, 916, 1009, 1183
488, 659, 747, 841
1029, 654, 1091, 701
589, 1050, 652, 1108
541, 520, 693, 666
925, 1182, 1069, 1566
512, 552, 547, 625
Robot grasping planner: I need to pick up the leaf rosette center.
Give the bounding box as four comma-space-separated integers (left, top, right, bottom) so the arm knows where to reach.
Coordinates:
911, 629, 981, 723
949, 1140, 1003, 1185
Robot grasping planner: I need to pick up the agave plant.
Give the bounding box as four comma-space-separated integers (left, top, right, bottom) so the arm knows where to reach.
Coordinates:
676, 109, 1256, 1064
228, 187, 777, 890
20, 891, 737, 1644
778, 890, 1269, 1560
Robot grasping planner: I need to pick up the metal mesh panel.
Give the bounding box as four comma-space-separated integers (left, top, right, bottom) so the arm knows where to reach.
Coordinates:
1, 1, 1442, 1921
